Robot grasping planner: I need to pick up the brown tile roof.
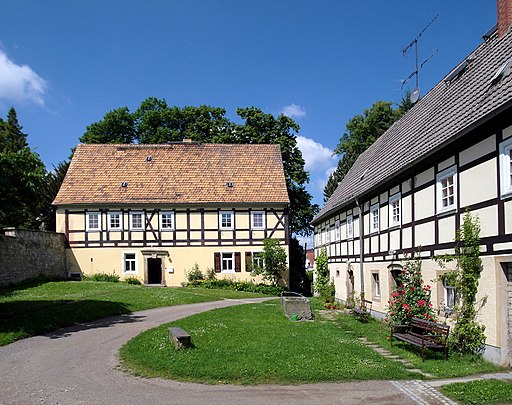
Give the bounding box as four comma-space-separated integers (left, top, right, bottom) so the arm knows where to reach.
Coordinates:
53, 143, 289, 206
313, 27, 512, 224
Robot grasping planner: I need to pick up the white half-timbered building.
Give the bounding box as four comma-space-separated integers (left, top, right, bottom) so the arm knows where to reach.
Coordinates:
312, 2, 512, 365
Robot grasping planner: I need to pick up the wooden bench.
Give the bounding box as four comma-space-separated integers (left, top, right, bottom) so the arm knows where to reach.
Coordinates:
351, 299, 372, 321
390, 316, 450, 360
168, 327, 192, 349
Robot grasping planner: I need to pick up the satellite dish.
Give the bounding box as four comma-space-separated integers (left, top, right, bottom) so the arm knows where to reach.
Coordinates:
410, 87, 421, 104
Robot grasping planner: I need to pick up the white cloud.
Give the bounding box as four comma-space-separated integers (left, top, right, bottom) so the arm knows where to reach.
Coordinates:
296, 136, 336, 172
281, 103, 306, 118
0, 50, 47, 106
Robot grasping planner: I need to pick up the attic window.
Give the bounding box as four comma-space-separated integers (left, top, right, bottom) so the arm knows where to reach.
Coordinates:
146, 156, 152, 162
121, 181, 128, 188
490, 58, 512, 85
444, 58, 472, 83
226, 181, 234, 188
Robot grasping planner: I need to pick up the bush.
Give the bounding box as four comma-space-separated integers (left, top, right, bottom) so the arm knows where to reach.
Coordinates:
386, 254, 436, 325
185, 263, 204, 282
124, 276, 142, 285
188, 278, 283, 296
83, 273, 120, 283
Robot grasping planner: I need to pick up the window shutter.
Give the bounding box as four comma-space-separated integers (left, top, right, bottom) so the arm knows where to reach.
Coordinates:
235, 252, 241, 272
245, 252, 252, 272
214, 252, 221, 273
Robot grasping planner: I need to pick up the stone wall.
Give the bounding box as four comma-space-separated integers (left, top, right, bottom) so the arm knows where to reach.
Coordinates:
0, 228, 67, 287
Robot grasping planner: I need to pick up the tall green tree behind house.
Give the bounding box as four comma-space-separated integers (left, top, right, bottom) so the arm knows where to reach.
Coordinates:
80, 97, 318, 237
39, 160, 70, 231
324, 93, 413, 201
0, 108, 46, 229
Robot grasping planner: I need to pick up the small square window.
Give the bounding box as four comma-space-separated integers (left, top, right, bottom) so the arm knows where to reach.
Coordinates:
123, 252, 137, 273
220, 211, 233, 229
109, 212, 122, 230
436, 167, 457, 214
389, 193, 401, 228
346, 215, 353, 239
252, 251, 264, 270
443, 279, 456, 310
335, 220, 340, 241
370, 204, 379, 233
160, 211, 174, 230
372, 272, 380, 298
222, 252, 234, 271
87, 212, 101, 231
251, 211, 264, 229
130, 212, 144, 230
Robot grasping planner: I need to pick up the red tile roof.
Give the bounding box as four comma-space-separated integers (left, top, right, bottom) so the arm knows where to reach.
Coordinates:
53, 143, 289, 206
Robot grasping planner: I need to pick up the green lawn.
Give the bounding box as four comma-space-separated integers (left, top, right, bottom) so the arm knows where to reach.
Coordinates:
0, 279, 266, 346
120, 301, 503, 384
333, 312, 501, 378
120, 300, 419, 384
441, 379, 512, 405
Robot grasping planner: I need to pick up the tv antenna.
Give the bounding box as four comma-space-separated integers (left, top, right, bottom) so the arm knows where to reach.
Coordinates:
401, 14, 439, 103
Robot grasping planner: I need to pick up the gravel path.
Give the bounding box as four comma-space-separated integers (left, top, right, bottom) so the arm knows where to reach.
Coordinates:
1, 298, 455, 405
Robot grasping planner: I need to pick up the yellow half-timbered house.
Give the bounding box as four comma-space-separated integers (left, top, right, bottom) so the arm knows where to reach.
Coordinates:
53, 142, 290, 287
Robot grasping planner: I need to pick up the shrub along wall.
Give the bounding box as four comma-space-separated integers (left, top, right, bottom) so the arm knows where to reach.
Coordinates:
0, 228, 67, 287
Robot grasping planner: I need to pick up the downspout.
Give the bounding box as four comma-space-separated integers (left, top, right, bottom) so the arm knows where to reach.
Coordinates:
355, 199, 365, 301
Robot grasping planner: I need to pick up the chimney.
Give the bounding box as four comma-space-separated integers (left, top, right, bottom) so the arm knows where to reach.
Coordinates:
183, 138, 192, 143
498, 0, 512, 37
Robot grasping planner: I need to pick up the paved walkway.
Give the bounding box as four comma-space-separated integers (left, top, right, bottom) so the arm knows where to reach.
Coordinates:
1, 299, 510, 405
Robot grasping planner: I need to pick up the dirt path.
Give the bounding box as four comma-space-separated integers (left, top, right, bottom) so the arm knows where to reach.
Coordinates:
0, 298, 454, 405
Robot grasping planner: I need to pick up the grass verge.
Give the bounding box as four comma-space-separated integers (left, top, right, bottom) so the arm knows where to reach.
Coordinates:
120, 300, 421, 384
332, 311, 502, 378
120, 301, 504, 384
0, 279, 266, 346
441, 379, 512, 405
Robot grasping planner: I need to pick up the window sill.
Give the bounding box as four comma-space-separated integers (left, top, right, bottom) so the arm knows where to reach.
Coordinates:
500, 190, 512, 200
437, 207, 457, 218
372, 295, 381, 302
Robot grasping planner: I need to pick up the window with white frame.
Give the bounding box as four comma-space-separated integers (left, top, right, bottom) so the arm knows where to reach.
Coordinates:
326, 224, 331, 243
443, 278, 456, 311
370, 204, 379, 233
436, 166, 457, 214
160, 211, 174, 230
123, 252, 137, 273
130, 211, 144, 230
389, 193, 401, 227
500, 137, 512, 198
109, 212, 122, 230
221, 252, 234, 272
346, 215, 353, 239
252, 251, 264, 270
251, 211, 264, 229
219, 211, 233, 229
335, 220, 340, 241
372, 272, 380, 298
86, 211, 101, 231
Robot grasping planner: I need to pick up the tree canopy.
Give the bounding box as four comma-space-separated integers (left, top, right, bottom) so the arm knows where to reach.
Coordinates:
80, 97, 318, 236
323, 93, 412, 201
0, 108, 46, 229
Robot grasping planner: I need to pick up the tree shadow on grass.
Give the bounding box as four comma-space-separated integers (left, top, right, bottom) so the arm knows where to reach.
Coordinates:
0, 299, 141, 345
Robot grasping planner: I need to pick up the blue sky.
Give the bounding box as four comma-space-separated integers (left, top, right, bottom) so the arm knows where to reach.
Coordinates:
0, 1, 496, 212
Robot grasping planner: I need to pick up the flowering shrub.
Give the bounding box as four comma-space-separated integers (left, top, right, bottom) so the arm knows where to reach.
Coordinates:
386, 255, 436, 325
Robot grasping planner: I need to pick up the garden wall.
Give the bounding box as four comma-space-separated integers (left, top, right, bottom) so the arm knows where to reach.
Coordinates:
0, 228, 67, 287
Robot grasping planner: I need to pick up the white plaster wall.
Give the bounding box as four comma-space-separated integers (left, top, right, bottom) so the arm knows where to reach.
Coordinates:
459, 135, 496, 166
459, 159, 498, 207
415, 186, 435, 221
